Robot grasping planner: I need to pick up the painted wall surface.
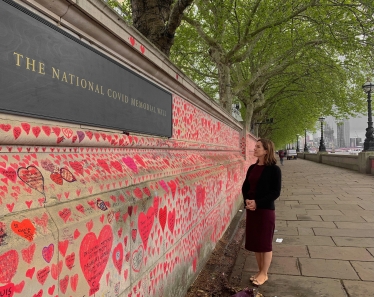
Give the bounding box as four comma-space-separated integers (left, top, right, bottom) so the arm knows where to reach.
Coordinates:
0, 99, 256, 297
0, 1, 258, 297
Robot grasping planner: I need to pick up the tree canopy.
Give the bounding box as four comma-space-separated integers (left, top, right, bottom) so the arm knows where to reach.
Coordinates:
170, 0, 374, 147
108, 0, 374, 148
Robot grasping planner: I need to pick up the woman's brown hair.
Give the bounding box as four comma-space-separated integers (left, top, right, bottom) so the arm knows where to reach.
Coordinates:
258, 138, 277, 166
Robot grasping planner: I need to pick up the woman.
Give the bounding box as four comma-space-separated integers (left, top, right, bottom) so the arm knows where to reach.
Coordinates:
241, 139, 282, 286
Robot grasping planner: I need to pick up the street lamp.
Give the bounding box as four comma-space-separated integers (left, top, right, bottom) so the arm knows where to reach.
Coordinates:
318, 117, 326, 152
362, 79, 374, 151
296, 134, 300, 152
304, 129, 309, 152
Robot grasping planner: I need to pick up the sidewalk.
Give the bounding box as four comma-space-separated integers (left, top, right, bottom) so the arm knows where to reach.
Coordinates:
230, 158, 374, 297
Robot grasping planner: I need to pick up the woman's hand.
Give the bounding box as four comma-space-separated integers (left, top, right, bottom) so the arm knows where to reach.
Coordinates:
245, 199, 256, 211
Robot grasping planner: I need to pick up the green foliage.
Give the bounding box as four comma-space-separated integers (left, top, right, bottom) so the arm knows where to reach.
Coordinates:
170, 0, 374, 148
105, 0, 132, 22
106, 0, 374, 148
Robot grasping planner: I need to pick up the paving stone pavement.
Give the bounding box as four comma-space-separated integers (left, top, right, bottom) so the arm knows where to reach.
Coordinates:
230, 158, 374, 297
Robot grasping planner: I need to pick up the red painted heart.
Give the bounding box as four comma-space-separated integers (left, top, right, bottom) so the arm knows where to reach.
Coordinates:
60, 275, 69, 294
138, 206, 155, 250
21, 243, 35, 264
65, 252, 75, 270
32, 126, 41, 138
51, 260, 62, 280
26, 267, 35, 279
0, 167, 17, 183
36, 266, 50, 285
97, 159, 111, 173
0, 250, 18, 283
11, 219, 36, 242
133, 187, 143, 199
58, 208, 71, 223
167, 180, 177, 199
196, 185, 206, 208
153, 196, 160, 218
21, 123, 30, 134
168, 209, 176, 234
69, 161, 84, 175
159, 206, 167, 232
110, 161, 123, 173
50, 172, 63, 185
42, 126, 51, 136
47, 284, 55, 295
131, 229, 137, 243
134, 155, 146, 167
14, 280, 25, 294
0, 283, 15, 297
70, 273, 78, 292
79, 225, 113, 296
58, 240, 69, 257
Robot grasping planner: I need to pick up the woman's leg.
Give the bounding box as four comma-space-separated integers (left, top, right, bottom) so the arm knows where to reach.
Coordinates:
253, 252, 262, 278
253, 252, 272, 284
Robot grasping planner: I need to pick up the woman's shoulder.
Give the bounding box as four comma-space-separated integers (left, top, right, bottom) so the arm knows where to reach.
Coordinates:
265, 164, 281, 172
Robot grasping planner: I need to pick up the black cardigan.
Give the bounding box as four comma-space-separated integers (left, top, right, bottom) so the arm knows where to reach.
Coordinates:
241, 164, 282, 210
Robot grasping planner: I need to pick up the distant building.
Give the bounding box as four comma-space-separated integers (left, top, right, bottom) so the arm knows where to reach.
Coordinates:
336, 120, 350, 147
356, 138, 362, 146
344, 120, 350, 146
350, 137, 362, 147
324, 122, 334, 148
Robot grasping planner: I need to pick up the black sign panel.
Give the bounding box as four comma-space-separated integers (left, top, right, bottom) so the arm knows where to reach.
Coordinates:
0, 0, 172, 137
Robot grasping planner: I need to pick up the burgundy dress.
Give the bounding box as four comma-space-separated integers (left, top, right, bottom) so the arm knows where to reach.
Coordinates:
245, 165, 275, 252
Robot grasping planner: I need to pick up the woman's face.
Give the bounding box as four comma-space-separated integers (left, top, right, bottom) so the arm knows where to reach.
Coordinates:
254, 141, 267, 158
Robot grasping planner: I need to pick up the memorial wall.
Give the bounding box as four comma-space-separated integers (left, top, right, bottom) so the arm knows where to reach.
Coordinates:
0, 0, 257, 296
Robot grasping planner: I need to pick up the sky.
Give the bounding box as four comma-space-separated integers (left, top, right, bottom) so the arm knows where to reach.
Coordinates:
312, 115, 368, 141
349, 116, 367, 139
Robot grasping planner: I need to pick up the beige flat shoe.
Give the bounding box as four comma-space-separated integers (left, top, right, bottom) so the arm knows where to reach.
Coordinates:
252, 276, 268, 286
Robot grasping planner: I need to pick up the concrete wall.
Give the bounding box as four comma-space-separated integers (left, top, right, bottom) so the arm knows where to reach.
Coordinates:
303, 153, 320, 163
301, 153, 363, 173
0, 1, 257, 297
320, 154, 359, 171
369, 156, 374, 174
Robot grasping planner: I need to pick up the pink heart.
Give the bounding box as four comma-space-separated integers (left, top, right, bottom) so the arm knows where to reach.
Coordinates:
122, 157, 138, 173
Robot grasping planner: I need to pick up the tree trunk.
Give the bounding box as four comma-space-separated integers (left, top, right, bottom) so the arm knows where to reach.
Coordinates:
244, 102, 254, 132
208, 46, 232, 112
218, 62, 232, 112
131, 0, 193, 56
